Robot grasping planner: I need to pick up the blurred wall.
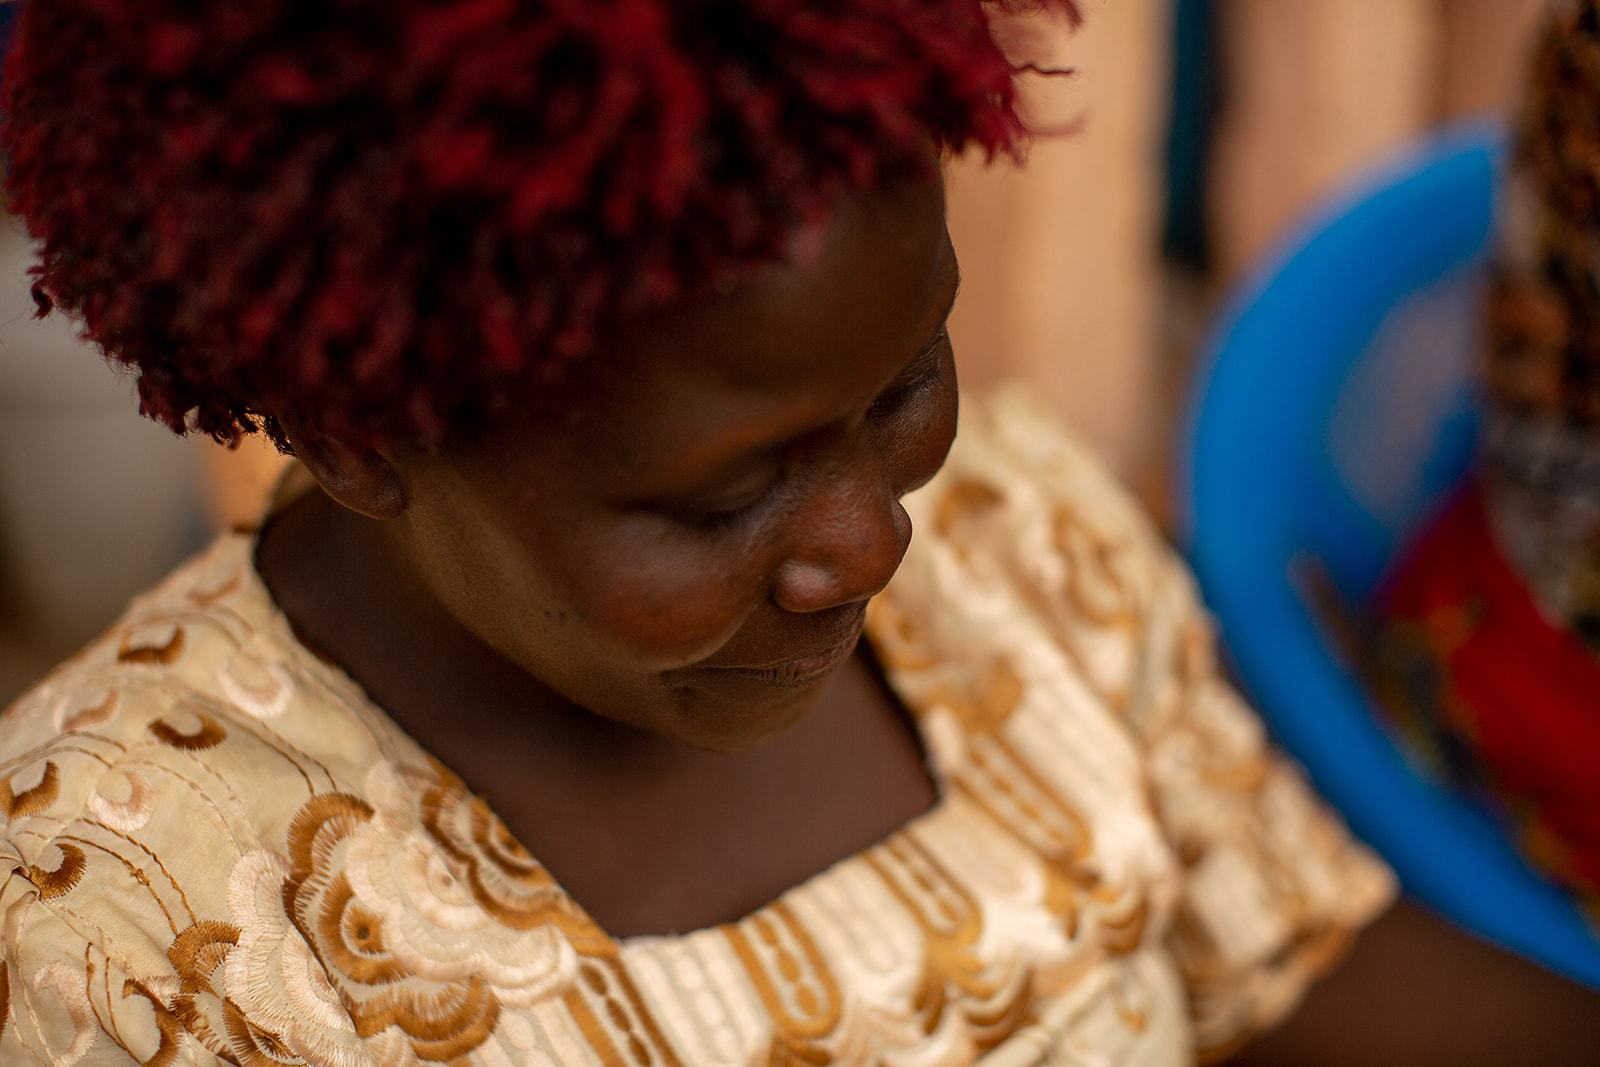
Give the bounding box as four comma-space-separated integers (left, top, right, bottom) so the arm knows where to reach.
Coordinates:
0, 220, 208, 702
941, 0, 1545, 508
1211, 0, 1546, 284
199, 436, 289, 531
946, 0, 1174, 492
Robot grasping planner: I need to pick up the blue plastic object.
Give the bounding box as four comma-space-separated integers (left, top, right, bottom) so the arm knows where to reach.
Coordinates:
1185, 122, 1600, 989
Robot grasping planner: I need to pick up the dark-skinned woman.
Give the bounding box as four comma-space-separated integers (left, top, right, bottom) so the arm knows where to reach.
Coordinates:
0, 1, 1595, 1064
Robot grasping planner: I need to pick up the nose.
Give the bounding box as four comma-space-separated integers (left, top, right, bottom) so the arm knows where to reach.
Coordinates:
770, 457, 913, 615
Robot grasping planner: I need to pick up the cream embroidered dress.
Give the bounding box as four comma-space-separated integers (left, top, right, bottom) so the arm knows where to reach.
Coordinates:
0, 393, 1393, 1066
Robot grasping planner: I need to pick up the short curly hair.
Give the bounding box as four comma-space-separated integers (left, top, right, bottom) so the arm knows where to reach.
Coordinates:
2, 0, 1078, 449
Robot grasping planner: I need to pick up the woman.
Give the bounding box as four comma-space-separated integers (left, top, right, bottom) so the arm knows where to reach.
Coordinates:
1374, 0, 1600, 932
0, 2, 1593, 1064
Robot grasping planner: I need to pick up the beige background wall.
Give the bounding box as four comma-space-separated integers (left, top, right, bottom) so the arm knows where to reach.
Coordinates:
946, 0, 1174, 492
1212, 0, 1546, 283
942, 0, 1544, 514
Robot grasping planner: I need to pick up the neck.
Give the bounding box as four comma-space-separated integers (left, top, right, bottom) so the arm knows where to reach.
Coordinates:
252, 489, 691, 778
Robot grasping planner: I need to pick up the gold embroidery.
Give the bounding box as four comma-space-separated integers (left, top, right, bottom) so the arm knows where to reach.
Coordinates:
1111, 970, 1150, 1034
418, 767, 611, 952
1051, 506, 1139, 630
88, 771, 158, 840
148, 703, 227, 750
32, 961, 97, 1062
1201, 754, 1272, 793
0, 761, 59, 818
0, 405, 1398, 1064
1092, 886, 1149, 957
220, 999, 302, 1066
281, 776, 602, 1062
935, 477, 1006, 535
935, 478, 1008, 564
27, 842, 86, 900
563, 957, 685, 1067
927, 656, 1026, 736
724, 903, 842, 1047
61, 690, 118, 732
118, 627, 187, 665
864, 593, 940, 671
166, 916, 315, 1064
922, 654, 1104, 936
187, 568, 244, 604
169, 920, 240, 995
863, 835, 1032, 1049
60, 834, 181, 935
217, 651, 294, 722
315, 876, 407, 985
1271, 923, 1354, 980
120, 977, 190, 1067
349, 974, 501, 1061
958, 736, 1099, 929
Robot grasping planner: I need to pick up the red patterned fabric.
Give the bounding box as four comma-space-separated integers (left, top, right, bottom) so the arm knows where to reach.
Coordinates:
1375, 482, 1600, 907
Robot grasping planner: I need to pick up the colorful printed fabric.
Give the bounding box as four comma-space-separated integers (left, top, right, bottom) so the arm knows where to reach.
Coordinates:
1482, 0, 1600, 645
1371, 0, 1600, 917
1373, 483, 1600, 915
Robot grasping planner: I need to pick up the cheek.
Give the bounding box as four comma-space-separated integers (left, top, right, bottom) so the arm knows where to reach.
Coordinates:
403, 475, 762, 675
543, 517, 770, 669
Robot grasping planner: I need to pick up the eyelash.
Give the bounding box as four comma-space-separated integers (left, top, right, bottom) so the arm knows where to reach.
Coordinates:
675, 495, 766, 530
869, 325, 948, 418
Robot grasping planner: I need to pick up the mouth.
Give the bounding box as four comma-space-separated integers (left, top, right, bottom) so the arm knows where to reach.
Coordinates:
698, 609, 867, 689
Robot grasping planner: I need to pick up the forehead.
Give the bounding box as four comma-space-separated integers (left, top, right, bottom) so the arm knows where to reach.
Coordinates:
506, 177, 953, 475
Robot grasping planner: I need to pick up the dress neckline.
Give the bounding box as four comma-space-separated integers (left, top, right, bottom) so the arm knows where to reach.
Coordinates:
222, 484, 957, 949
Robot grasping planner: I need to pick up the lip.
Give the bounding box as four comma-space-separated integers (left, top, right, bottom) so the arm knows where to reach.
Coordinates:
700, 615, 866, 689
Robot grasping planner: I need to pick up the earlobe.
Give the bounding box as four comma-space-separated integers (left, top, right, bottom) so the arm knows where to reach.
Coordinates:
282, 426, 408, 521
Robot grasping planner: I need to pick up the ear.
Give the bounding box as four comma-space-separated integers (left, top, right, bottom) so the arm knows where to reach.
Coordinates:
281, 424, 408, 521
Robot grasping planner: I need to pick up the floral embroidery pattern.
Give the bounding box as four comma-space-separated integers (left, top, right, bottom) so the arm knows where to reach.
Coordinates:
265, 760, 608, 1060
0, 393, 1393, 1065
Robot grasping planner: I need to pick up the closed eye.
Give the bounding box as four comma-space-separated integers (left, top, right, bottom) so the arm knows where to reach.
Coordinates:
869, 324, 949, 418
669, 492, 771, 529
657, 466, 783, 529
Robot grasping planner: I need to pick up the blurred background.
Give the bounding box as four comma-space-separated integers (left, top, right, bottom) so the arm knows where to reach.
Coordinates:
0, 0, 1548, 705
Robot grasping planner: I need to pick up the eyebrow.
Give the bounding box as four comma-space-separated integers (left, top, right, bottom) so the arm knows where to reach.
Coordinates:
622, 254, 963, 500
932, 258, 961, 318
930, 264, 962, 347
875, 269, 959, 388
690, 264, 963, 480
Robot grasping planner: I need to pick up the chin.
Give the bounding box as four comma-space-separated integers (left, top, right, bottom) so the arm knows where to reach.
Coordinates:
661, 675, 830, 753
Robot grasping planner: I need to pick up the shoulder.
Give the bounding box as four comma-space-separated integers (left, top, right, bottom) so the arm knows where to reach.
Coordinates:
0, 536, 384, 1064
900, 388, 1396, 1056
937, 386, 1165, 560
0, 535, 611, 1064
0, 534, 385, 870
898, 386, 1184, 713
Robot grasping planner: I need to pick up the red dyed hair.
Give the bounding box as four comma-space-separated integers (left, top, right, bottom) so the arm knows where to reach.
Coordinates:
2, 0, 1077, 449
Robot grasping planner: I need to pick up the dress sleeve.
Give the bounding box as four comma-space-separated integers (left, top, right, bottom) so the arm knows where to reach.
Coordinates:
1130, 546, 1397, 1062
0, 838, 229, 1066
965, 388, 1397, 1062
